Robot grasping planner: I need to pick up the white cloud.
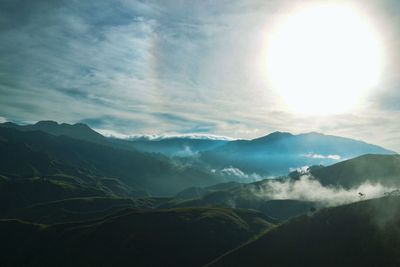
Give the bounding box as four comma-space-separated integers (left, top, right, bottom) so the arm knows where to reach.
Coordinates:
221, 167, 263, 182
95, 129, 131, 139
253, 175, 395, 207
304, 153, 342, 160
127, 133, 235, 141
289, 166, 310, 173
1, 0, 400, 152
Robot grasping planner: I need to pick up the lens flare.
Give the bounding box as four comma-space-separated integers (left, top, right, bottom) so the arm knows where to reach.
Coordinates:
266, 3, 384, 114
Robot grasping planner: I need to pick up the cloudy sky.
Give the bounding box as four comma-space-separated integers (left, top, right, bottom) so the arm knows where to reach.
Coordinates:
1, 0, 400, 151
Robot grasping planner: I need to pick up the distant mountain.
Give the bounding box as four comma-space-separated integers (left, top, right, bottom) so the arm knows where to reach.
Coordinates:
0, 207, 275, 267
0, 127, 229, 199
0, 121, 231, 156
3, 121, 396, 179
125, 137, 228, 156
0, 120, 108, 144
201, 131, 396, 176
207, 196, 400, 267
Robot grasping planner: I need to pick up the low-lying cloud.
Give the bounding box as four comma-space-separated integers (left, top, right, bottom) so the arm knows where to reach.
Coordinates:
254, 175, 395, 207
126, 134, 235, 141
219, 167, 263, 182
303, 153, 342, 160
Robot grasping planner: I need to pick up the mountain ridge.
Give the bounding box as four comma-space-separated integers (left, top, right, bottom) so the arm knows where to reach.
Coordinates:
0, 120, 107, 145
1, 120, 396, 154
2, 120, 397, 179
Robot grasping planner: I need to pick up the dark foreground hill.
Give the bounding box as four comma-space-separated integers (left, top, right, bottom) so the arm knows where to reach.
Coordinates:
207, 196, 400, 267
6, 196, 169, 224
0, 207, 274, 267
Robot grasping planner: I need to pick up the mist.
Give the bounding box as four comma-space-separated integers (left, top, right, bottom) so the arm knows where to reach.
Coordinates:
254, 175, 396, 207
219, 167, 263, 183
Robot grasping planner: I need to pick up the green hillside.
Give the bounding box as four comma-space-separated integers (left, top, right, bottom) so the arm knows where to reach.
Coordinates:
167, 154, 400, 221
166, 190, 315, 222
311, 154, 400, 188
7, 196, 169, 224
0, 176, 109, 217
0, 127, 226, 196
207, 196, 400, 267
0, 207, 275, 267
1, 122, 399, 267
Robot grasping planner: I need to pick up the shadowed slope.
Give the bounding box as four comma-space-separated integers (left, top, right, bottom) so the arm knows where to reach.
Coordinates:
311, 154, 400, 188
0, 208, 275, 267
0, 127, 225, 197
207, 197, 400, 267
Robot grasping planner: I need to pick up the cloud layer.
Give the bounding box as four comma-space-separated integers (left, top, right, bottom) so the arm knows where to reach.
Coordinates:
1, 0, 400, 151
254, 175, 395, 207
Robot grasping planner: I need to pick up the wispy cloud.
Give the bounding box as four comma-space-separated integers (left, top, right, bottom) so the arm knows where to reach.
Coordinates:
304, 153, 342, 160
125, 133, 235, 141
220, 167, 263, 182
1, 0, 400, 151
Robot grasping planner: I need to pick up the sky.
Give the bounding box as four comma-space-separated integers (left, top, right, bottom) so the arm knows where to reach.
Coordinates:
1, 0, 400, 151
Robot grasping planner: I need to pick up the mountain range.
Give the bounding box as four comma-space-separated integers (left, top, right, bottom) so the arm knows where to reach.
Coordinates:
0, 125, 228, 199
200, 131, 395, 175
1, 121, 395, 178
1, 120, 399, 266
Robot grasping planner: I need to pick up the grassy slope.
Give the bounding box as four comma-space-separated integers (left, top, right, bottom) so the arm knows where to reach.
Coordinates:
311, 154, 400, 188
168, 178, 316, 221
0, 175, 109, 217
0, 208, 275, 267
0, 127, 225, 196
168, 154, 400, 221
207, 197, 400, 267
7, 196, 170, 224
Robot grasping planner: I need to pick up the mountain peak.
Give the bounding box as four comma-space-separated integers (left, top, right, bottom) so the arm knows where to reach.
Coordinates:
268, 131, 293, 137
1, 120, 106, 144
73, 122, 96, 129
1, 122, 18, 127
35, 120, 59, 126
252, 131, 293, 143
302, 131, 325, 136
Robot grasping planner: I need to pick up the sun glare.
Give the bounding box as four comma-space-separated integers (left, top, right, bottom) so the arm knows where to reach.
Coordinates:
266, 3, 384, 114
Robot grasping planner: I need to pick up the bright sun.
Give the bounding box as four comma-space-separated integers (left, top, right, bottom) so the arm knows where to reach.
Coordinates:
266, 3, 384, 114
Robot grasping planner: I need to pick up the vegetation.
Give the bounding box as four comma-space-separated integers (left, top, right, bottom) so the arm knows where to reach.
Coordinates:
311, 154, 400, 188
6, 197, 169, 224
0, 127, 226, 196
0, 208, 275, 267
1, 122, 399, 266
207, 197, 400, 267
